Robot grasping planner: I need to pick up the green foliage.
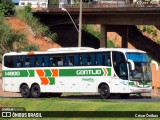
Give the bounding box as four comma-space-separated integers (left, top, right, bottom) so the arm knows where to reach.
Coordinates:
83, 25, 118, 48
107, 40, 117, 48
157, 39, 160, 45
142, 25, 157, 38
48, 32, 58, 42
0, 14, 26, 62
0, 0, 15, 16
49, 0, 59, 6
23, 44, 39, 51
83, 25, 101, 39
16, 5, 57, 41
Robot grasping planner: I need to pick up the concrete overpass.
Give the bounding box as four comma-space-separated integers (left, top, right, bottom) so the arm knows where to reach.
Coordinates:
33, 6, 160, 48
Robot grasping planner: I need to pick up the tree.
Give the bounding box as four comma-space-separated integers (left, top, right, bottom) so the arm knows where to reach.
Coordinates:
0, 0, 15, 16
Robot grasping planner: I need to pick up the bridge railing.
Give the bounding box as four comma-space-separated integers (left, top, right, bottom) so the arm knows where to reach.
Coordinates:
47, 2, 160, 9
30, 2, 160, 12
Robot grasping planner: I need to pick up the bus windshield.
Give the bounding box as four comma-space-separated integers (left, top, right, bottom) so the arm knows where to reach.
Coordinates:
126, 53, 152, 81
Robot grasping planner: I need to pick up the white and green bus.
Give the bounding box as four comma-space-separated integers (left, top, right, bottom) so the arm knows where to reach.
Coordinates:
2, 47, 158, 98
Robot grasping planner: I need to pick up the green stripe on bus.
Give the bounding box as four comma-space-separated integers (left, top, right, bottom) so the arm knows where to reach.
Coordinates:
28, 70, 34, 77
2, 70, 34, 77
48, 77, 55, 85
59, 68, 111, 76
106, 68, 111, 76
44, 69, 52, 77
129, 81, 152, 86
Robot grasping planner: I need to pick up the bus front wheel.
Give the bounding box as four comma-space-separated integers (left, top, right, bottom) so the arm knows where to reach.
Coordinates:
31, 84, 41, 98
20, 84, 30, 98
100, 84, 110, 99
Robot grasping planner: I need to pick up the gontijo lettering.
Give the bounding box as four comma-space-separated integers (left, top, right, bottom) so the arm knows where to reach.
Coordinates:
76, 70, 101, 75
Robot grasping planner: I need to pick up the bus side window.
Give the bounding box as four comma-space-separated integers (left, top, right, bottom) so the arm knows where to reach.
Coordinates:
44, 56, 49, 67
14, 56, 22, 67
49, 57, 54, 66
103, 52, 111, 66
89, 53, 95, 66
74, 54, 79, 66
30, 56, 35, 67
81, 54, 88, 66
25, 59, 30, 67
58, 60, 63, 66
34, 56, 43, 67
96, 53, 102, 65
22, 56, 34, 67
57, 56, 64, 66
68, 56, 73, 66
64, 55, 73, 66
37, 56, 42, 67
4, 56, 14, 68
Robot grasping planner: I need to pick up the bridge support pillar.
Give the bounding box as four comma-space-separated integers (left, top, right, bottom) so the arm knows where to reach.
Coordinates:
100, 24, 107, 48
101, 25, 129, 48
121, 26, 128, 48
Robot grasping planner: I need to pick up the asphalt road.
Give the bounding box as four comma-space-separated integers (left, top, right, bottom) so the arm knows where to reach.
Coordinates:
60, 94, 160, 102
1, 78, 160, 102
0, 93, 160, 102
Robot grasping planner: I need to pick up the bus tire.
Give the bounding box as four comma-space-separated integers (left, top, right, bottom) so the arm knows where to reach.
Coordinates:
20, 85, 30, 98
31, 84, 41, 98
100, 84, 110, 99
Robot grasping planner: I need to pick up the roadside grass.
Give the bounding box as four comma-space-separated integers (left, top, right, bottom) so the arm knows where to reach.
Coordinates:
0, 98, 160, 120
15, 5, 57, 42
0, 98, 160, 111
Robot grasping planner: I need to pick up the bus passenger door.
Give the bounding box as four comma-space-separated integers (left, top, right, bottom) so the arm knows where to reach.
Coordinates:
119, 62, 129, 93
111, 51, 128, 93
111, 70, 120, 93
111, 62, 129, 93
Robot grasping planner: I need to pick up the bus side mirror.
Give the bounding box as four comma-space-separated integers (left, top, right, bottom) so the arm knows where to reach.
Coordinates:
127, 59, 135, 70
151, 60, 159, 71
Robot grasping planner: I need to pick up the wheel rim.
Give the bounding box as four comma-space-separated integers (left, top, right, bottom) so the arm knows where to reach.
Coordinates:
22, 87, 28, 95
33, 87, 39, 96
102, 88, 108, 96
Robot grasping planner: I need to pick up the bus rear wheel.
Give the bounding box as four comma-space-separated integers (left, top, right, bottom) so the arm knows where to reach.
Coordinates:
100, 85, 110, 99
31, 84, 41, 98
20, 85, 30, 98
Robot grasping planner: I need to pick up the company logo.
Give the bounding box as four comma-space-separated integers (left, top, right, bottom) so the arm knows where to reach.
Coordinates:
76, 70, 101, 75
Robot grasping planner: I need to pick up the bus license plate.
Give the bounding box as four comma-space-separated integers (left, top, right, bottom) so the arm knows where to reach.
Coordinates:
142, 89, 146, 92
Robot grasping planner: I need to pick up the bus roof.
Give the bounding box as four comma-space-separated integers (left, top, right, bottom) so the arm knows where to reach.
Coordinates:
3, 47, 146, 56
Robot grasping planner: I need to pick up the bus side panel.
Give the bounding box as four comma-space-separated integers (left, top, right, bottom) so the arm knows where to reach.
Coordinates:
44, 77, 65, 93
2, 78, 12, 92
79, 77, 96, 92
64, 77, 80, 92
11, 78, 21, 92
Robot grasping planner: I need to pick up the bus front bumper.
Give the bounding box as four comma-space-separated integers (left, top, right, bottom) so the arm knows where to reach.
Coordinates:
129, 86, 152, 93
